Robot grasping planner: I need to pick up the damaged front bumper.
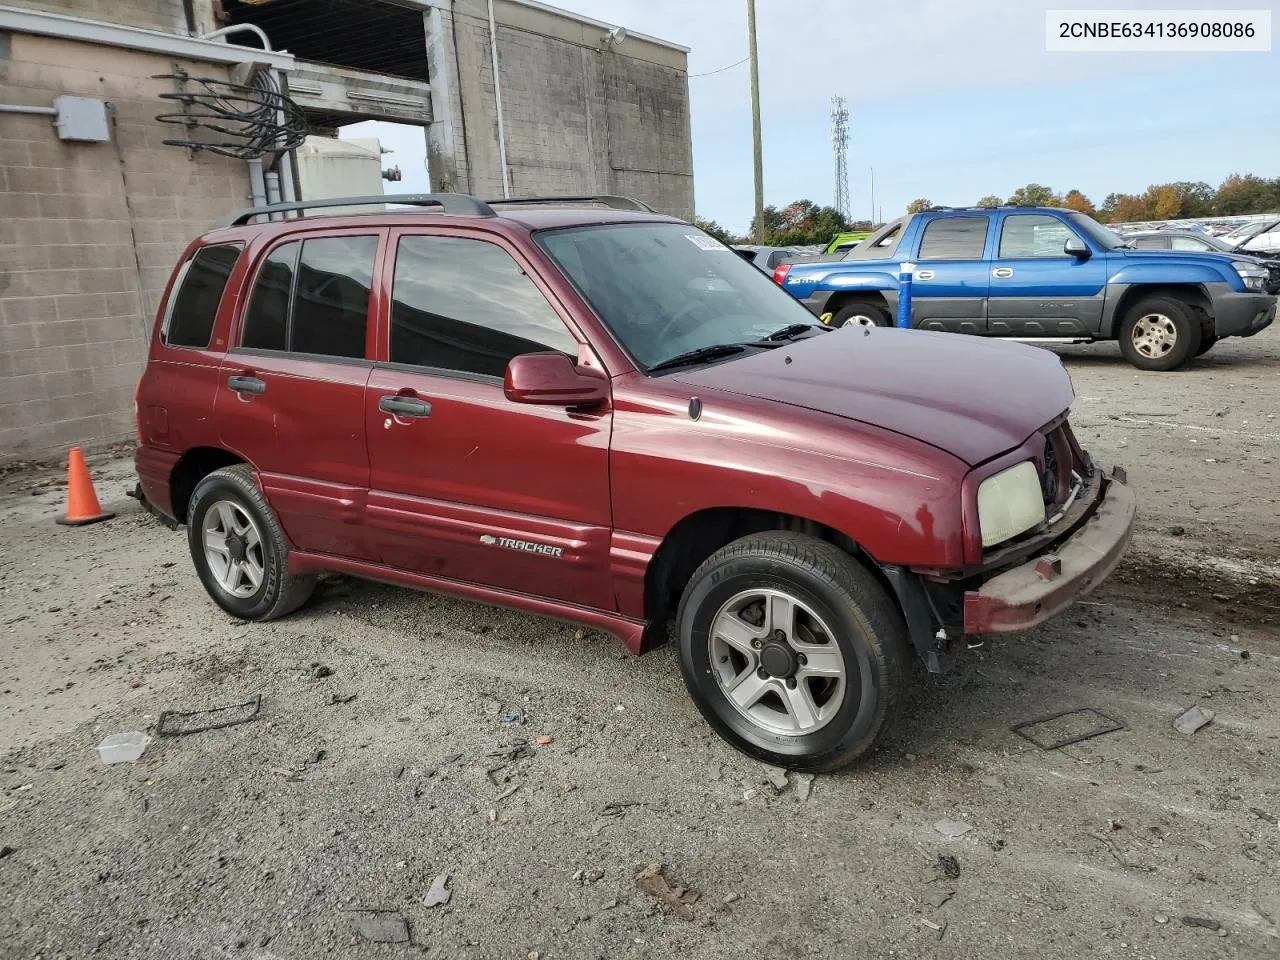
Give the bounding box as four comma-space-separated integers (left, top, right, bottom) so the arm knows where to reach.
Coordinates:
962, 467, 1136, 633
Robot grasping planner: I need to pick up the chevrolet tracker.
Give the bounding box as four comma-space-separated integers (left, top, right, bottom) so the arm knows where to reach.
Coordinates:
134, 193, 1137, 770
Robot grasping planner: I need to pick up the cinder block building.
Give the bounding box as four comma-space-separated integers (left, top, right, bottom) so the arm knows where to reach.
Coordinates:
0, 0, 693, 461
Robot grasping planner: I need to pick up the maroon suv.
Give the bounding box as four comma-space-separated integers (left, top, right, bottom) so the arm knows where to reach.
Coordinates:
134, 194, 1136, 770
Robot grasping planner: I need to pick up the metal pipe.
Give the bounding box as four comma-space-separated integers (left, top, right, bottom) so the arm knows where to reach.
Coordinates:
487, 0, 512, 198
0, 103, 57, 115
247, 157, 268, 221
264, 170, 282, 221
199, 23, 272, 51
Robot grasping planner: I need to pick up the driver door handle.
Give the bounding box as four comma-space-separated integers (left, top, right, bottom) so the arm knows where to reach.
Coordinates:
379, 395, 432, 418
227, 375, 266, 395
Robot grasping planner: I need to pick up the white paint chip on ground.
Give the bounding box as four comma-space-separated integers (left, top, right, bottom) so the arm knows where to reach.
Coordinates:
934, 819, 973, 839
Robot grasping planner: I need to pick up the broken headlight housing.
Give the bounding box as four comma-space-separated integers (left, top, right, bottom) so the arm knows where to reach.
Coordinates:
977, 461, 1047, 548
1233, 261, 1268, 292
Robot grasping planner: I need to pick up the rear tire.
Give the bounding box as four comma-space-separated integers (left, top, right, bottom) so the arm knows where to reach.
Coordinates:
1195, 334, 1218, 357
187, 465, 316, 622
1117, 296, 1201, 371
676, 532, 912, 771
832, 301, 891, 328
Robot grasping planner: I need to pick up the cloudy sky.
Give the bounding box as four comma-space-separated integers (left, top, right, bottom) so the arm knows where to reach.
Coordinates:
347, 0, 1279, 233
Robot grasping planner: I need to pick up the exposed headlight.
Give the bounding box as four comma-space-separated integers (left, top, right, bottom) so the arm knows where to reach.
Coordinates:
1233, 262, 1268, 292
977, 461, 1046, 548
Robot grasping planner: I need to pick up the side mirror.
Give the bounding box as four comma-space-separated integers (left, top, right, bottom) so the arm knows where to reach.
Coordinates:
1064, 236, 1091, 259
504, 352, 608, 407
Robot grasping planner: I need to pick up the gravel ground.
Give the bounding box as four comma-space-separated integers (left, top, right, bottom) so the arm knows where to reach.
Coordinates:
2, 328, 1278, 959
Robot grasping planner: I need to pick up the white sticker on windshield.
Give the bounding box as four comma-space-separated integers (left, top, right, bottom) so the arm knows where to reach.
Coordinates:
687, 234, 729, 251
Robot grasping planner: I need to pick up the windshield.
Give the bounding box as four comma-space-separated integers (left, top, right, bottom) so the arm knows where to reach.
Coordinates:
1223, 220, 1275, 243
537, 223, 820, 371
1066, 212, 1127, 251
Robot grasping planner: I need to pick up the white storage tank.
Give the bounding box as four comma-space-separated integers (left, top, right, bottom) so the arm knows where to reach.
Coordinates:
295, 136, 385, 213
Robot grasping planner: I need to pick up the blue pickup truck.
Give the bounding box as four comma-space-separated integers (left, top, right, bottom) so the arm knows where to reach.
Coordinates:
773, 206, 1277, 371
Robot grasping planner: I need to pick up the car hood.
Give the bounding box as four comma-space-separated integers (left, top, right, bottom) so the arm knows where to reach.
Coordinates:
1117, 248, 1255, 268
673, 328, 1074, 466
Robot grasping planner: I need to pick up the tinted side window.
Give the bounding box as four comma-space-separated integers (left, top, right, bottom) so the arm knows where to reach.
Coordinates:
999, 215, 1075, 258
291, 236, 378, 359
1170, 236, 1210, 251
241, 241, 297, 351
390, 236, 577, 378
917, 216, 988, 260
1131, 236, 1166, 250
163, 244, 241, 347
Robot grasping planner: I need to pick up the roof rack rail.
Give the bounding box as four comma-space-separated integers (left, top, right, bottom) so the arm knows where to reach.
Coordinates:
485, 194, 654, 213
217, 193, 496, 228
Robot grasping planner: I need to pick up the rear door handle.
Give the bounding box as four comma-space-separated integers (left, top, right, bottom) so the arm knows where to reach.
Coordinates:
227, 375, 266, 395
915, 270, 935, 281
379, 395, 432, 418
992, 267, 1014, 279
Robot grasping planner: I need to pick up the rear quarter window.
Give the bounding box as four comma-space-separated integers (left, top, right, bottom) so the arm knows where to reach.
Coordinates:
161, 244, 242, 348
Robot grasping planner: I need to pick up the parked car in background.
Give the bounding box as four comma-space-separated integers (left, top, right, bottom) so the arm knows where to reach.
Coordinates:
826, 231, 872, 255
1129, 230, 1280, 294
733, 244, 805, 273
134, 192, 1135, 771
1220, 217, 1280, 255
773, 206, 1276, 370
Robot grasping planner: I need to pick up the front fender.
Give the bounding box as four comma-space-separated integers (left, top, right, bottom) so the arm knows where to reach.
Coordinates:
1107, 262, 1234, 287
786, 268, 899, 294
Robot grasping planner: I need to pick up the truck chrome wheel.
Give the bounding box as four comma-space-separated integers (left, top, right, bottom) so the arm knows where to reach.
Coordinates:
842, 314, 879, 328
709, 588, 847, 736
202, 499, 265, 598
1130, 313, 1177, 360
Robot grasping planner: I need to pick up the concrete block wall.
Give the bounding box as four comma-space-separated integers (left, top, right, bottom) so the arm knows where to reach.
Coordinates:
444, 0, 693, 220
10, 0, 189, 33
0, 31, 251, 460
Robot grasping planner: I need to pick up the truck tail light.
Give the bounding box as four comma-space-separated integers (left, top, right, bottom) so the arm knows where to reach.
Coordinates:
772, 263, 791, 285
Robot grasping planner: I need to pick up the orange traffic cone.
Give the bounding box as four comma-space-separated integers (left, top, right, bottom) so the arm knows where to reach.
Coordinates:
56, 447, 114, 526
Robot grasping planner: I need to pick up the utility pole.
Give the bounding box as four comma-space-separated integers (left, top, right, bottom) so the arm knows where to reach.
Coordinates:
747, 0, 764, 241
870, 166, 875, 226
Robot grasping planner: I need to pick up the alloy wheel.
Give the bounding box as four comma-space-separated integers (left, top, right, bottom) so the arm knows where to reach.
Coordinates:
202, 499, 266, 599
1130, 313, 1178, 359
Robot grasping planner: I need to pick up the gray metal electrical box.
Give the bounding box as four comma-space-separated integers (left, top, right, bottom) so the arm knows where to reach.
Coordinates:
54, 96, 109, 142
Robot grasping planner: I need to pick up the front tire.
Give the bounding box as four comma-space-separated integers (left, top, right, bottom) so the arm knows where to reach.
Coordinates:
832, 301, 891, 328
1117, 296, 1201, 371
676, 532, 911, 772
187, 465, 316, 621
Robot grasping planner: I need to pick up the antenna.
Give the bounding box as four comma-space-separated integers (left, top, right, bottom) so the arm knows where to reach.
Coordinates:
831, 96, 850, 221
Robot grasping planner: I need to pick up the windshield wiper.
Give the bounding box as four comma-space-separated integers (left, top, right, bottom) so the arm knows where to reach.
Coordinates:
760, 322, 827, 342
647, 343, 756, 374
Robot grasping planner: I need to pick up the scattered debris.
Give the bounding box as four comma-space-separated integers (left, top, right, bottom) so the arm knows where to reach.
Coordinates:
573, 628, 586, 641
924, 888, 954, 908
303, 749, 327, 767
1088, 831, 1138, 869
573, 867, 604, 885
794, 774, 814, 802
859, 798, 875, 810
936, 855, 961, 880
0, 845, 15, 860
422, 872, 451, 908
1181, 916, 1221, 931
1166, 525, 1186, 537
635, 862, 696, 921
763, 766, 789, 791
1012, 708, 1126, 750
96, 732, 150, 765
501, 706, 525, 725
1154, 914, 1169, 924
494, 784, 520, 802
313, 665, 333, 679
156, 694, 261, 736
921, 918, 946, 939
1173, 705, 1215, 735
934, 819, 973, 840
535, 735, 554, 746
601, 800, 644, 817
354, 912, 409, 943
723, 892, 741, 905
1249, 807, 1279, 826
743, 788, 757, 801
328, 693, 357, 706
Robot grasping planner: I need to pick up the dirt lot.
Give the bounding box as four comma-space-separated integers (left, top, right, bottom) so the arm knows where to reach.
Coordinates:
2, 328, 1278, 960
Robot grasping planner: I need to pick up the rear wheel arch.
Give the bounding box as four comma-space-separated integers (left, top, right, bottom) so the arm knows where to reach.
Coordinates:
823, 291, 892, 325
169, 447, 246, 524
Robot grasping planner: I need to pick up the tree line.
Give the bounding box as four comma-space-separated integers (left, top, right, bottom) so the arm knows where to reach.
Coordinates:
906, 173, 1280, 224
696, 173, 1280, 248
